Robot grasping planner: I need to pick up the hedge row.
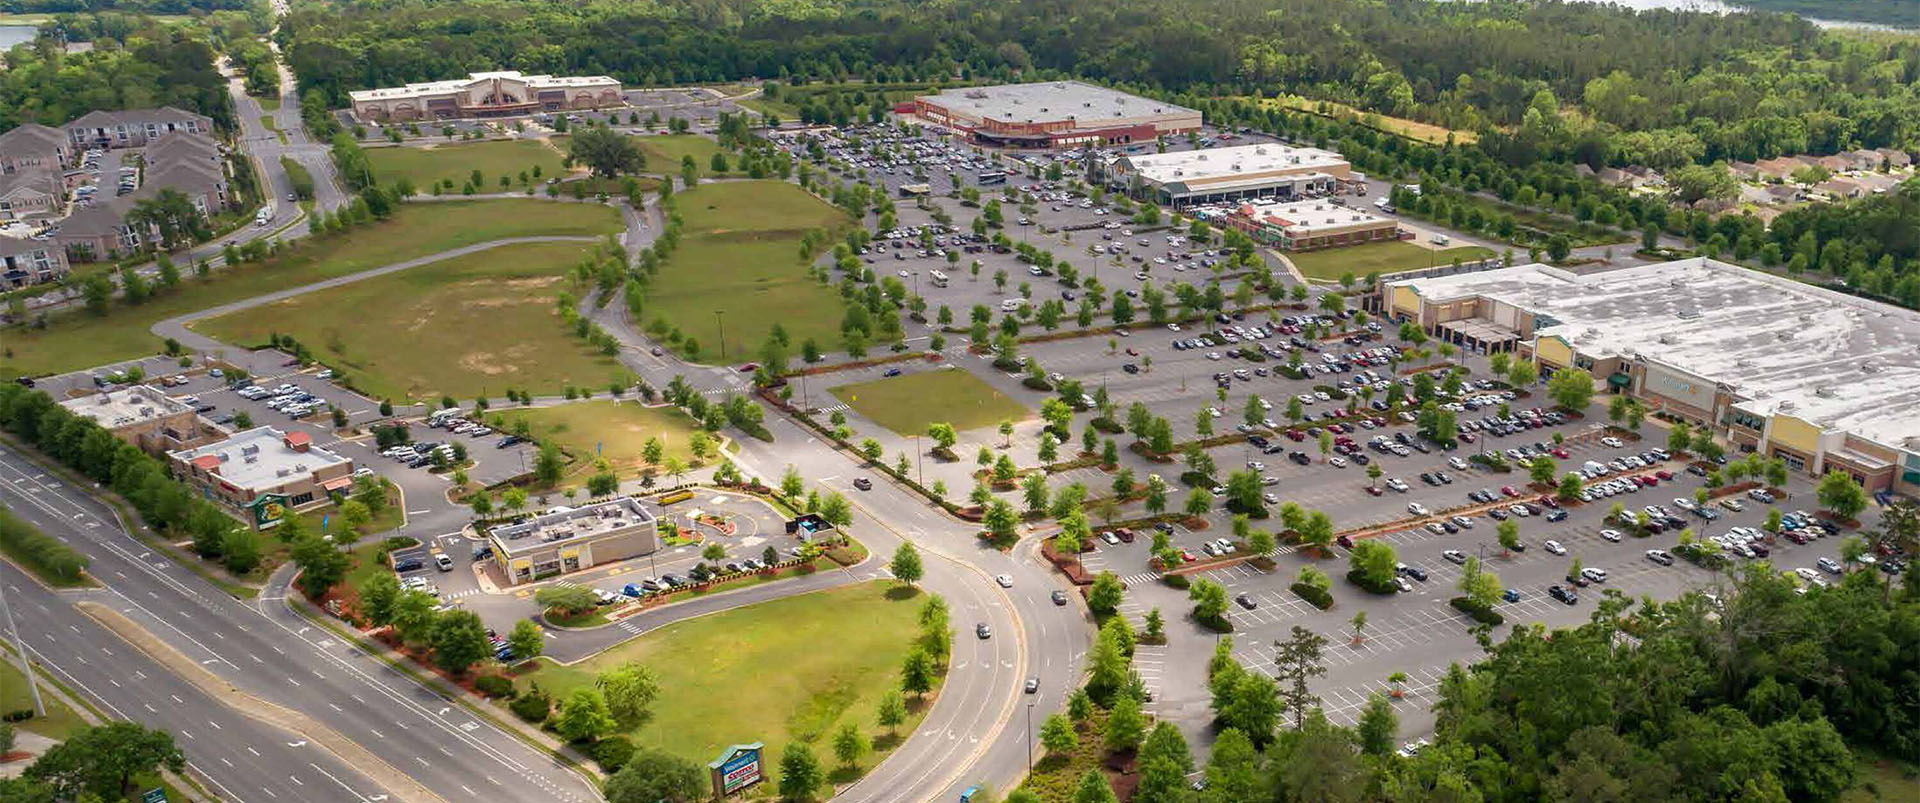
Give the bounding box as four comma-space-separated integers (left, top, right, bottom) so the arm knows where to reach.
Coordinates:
0, 508, 88, 585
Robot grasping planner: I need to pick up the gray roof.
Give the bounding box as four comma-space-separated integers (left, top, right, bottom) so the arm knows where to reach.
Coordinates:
0, 235, 58, 259
66, 106, 210, 130
57, 200, 132, 237
0, 123, 66, 154
145, 131, 218, 165
0, 164, 59, 198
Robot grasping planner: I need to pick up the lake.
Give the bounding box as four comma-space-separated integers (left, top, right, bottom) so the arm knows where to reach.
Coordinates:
0, 24, 37, 49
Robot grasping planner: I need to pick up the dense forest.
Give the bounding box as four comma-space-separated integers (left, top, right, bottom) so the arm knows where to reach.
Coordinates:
0, 0, 250, 13
0, 17, 231, 132
279, 0, 1920, 166
1191, 564, 1920, 803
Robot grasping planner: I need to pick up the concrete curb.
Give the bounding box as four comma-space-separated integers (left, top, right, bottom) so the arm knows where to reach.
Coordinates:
74, 601, 452, 803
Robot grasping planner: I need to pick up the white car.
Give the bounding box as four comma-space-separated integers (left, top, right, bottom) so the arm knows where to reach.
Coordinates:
1442, 550, 1468, 564
1447, 457, 1469, 470
1508, 504, 1531, 517
1646, 549, 1675, 565
1328, 457, 1347, 468
1581, 567, 1609, 583
1407, 503, 1430, 516
1543, 540, 1567, 555
1600, 529, 1623, 543
994, 574, 1013, 588
1601, 437, 1624, 448
1385, 478, 1410, 492
1672, 497, 1696, 511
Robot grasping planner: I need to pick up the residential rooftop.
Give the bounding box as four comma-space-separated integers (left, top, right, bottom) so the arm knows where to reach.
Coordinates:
59, 385, 191, 428
921, 81, 1196, 127
169, 426, 351, 493
490, 496, 655, 556
1121, 143, 1347, 185
1391, 258, 1920, 450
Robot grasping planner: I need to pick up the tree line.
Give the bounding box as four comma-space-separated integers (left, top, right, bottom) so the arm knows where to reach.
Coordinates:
0, 18, 233, 134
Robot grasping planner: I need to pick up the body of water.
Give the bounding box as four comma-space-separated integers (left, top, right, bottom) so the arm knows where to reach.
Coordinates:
0, 24, 38, 49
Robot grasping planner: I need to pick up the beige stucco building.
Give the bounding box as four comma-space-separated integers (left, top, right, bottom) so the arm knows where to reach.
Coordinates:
488, 497, 660, 585
350, 71, 624, 122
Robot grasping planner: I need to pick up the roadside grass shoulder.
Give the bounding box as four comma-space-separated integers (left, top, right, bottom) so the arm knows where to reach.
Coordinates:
368, 140, 569, 192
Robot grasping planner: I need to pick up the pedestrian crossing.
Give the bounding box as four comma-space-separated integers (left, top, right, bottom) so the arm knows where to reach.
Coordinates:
1119, 571, 1160, 586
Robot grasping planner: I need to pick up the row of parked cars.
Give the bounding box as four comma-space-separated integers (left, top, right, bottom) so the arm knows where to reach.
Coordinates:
234, 382, 329, 419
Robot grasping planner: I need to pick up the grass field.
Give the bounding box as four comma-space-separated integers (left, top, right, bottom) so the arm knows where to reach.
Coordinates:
645, 180, 853, 360
0, 649, 90, 739
197, 241, 626, 401
1249, 94, 1478, 145
830, 368, 1029, 435
1287, 241, 1497, 281
367, 140, 570, 192
634, 135, 726, 176
257, 95, 281, 113
0, 200, 622, 380
514, 581, 935, 772
490, 400, 703, 476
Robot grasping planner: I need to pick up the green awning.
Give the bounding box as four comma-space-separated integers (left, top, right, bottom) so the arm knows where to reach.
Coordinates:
1607, 372, 1632, 388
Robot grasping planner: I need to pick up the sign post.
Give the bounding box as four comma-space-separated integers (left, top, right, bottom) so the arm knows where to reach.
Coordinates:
707, 742, 764, 800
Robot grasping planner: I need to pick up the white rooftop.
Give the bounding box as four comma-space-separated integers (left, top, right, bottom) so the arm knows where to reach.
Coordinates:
60, 385, 190, 428
1121, 144, 1347, 185
349, 71, 618, 103
922, 81, 1195, 127
1393, 258, 1920, 451
170, 426, 350, 493
491, 497, 655, 556
1236, 199, 1391, 235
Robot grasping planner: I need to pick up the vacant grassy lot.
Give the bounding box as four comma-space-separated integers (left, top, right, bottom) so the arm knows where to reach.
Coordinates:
1251, 94, 1478, 145
1287, 241, 1496, 281
634, 134, 725, 176
0, 200, 621, 379
491, 400, 702, 476
646, 181, 852, 360
515, 581, 934, 772
198, 241, 625, 401
367, 139, 570, 192
831, 368, 1029, 435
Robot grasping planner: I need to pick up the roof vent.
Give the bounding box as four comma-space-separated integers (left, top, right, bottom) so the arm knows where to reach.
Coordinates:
1777, 331, 1793, 341
1658, 334, 1677, 345
1777, 399, 1795, 411
1814, 386, 1837, 398
1861, 360, 1880, 373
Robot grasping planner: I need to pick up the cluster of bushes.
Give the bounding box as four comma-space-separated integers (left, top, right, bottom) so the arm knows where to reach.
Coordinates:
660, 375, 770, 441
1449, 596, 1505, 626
0, 508, 89, 585
554, 291, 622, 357
1291, 581, 1335, 610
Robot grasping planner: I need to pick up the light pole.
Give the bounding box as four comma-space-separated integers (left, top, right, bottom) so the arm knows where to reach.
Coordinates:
1025, 700, 1035, 770
0, 578, 44, 716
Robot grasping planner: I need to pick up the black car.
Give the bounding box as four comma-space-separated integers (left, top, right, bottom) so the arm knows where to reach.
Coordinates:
1399, 565, 1429, 582
853, 477, 873, 490
495, 435, 522, 448
1289, 451, 1311, 466
1545, 509, 1568, 522
1235, 593, 1258, 610
1122, 363, 1140, 374
1248, 435, 1270, 448
1051, 590, 1069, 606
1549, 585, 1578, 605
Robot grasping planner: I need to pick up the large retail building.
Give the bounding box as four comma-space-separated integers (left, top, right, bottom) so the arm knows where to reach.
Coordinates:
1100, 143, 1351, 207
1382, 258, 1920, 495
350, 71, 624, 122
907, 81, 1200, 148
488, 497, 660, 585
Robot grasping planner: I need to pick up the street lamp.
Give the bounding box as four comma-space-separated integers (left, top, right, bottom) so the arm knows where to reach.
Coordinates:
1025, 700, 1036, 769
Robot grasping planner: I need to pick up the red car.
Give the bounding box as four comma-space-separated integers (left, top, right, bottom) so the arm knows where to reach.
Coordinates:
1285, 430, 1306, 442
737, 363, 760, 373
1640, 476, 1658, 487
1365, 485, 1385, 496
1551, 448, 1571, 458
1459, 433, 1476, 443
1656, 470, 1674, 480
1179, 550, 1197, 563
1500, 486, 1519, 497
1538, 496, 1560, 508
1125, 348, 1139, 356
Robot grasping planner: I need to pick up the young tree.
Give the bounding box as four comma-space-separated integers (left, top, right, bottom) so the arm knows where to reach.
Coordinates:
507, 618, 545, 660
25, 722, 185, 801
777, 742, 823, 802
598, 662, 661, 729
1355, 693, 1399, 756
429, 610, 492, 675
604, 747, 705, 803
1546, 367, 1595, 411
1040, 712, 1078, 756
554, 687, 617, 743
1817, 470, 1867, 521
889, 542, 925, 586
876, 691, 907, 736
1087, 571, 1124, 614
1104, 693, 1146, 753
831, 722, 867, 768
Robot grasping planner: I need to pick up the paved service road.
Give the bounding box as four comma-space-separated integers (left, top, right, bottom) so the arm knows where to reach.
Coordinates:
0, 444, 602, 803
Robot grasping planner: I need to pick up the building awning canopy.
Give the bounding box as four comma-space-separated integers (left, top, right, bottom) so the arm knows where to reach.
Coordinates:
320, 476, 354, 491
1608, 372, 1632, 388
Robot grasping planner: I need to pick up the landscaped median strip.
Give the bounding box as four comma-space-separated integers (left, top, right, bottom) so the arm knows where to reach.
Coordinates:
74, 601, 452, 803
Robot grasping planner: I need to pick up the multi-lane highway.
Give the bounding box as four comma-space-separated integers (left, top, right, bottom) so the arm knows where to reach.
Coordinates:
0, 443, 601, 803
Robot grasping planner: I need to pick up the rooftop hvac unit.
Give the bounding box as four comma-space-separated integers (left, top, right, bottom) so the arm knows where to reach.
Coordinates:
243, 454, 257, 464
275, 468, 290, 478
1814, 386, 1837, 398
1777, 331, 1794, 341
138, 406, 153, 417
1658, 334, 1677, 345
1861, 360, 1880, 373
1777, 399, 1795, 411
241, 444, 260, 455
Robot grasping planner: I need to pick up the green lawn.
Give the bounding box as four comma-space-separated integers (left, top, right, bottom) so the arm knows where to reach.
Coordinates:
634, 135, 726, 176
1287, 240, 1497, 281
490, 400, 703, 476
0, 200, 622, 379
197, 241, 627, 401
367, 140, 571, 192
259, 115, 285, 144
644, 180, 853, 361
830, 367, 1029, 435
514, 581, 935, 772
257, 94, 281, 112
0, 650, 90, 739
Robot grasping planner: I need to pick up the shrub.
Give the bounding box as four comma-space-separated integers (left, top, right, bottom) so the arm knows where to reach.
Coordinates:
1449, 596, 1505, 626
1290, 582, 1335, 610
473, 675, 515, 699
593, 736, 636, 773
509, 689, 550, 723
1161, 574, 1190, 590
1346, 569, 1398, 595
